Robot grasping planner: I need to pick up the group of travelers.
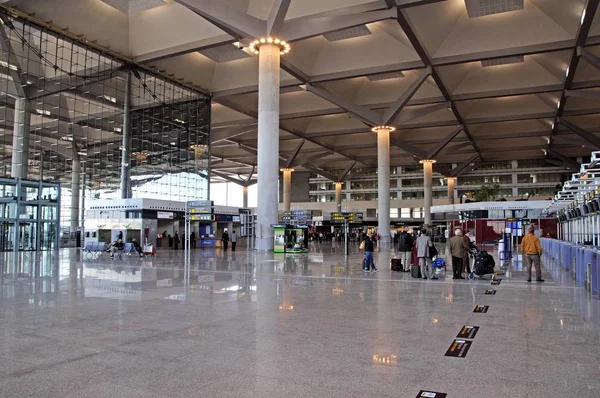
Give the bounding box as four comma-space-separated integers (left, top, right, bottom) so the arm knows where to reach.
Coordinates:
360, 225, 545, 282
106, 231, 144, 259
220, 230, 238, 251
360, 228, 475, 280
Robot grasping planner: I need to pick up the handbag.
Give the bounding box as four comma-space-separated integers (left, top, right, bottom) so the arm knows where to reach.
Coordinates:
359, 240, 365, 250
428, 244, 438, 258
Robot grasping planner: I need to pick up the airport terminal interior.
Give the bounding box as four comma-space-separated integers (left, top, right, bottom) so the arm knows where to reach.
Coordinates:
1, 0, 600, 397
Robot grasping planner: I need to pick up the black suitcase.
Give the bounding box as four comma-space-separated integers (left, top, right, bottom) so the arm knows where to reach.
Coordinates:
391, 258, 401, 271
411, 264, 421, 278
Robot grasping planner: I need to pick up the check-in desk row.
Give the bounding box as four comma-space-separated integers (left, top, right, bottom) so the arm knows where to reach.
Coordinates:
541, 238, 599, 296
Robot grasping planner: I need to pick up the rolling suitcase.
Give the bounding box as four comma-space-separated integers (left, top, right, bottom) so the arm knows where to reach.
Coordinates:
391, 258, 401, 271
411, 264, 421, 278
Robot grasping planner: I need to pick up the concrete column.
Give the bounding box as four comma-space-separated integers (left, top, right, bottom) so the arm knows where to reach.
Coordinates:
422, 160, 434, 227
447, 177, 456, 205
120, 71, 132, 199
334, 182, 342, 211
256, 43, 280, 251
11, 98, 30, 179
70, 148, 81, 232
282, 168, 292, 211
376, 127, 391, 246
243, 186, 248, 208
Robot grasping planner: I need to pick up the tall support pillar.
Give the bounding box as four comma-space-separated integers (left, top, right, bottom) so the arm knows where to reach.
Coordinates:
334, 182, 342, 212
282, 168, 292, 211
447, 177, 456, 205
421, 159, 435, 227
256, 43, 281, 250
11, 98, 30, 179
243, 186, 249, 208
374, 126, 393, 246
70, 147, 81, 232
120, 71, 132, 199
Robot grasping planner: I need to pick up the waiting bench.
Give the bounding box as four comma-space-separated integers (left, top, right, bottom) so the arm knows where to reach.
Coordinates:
83, 242, 107, 259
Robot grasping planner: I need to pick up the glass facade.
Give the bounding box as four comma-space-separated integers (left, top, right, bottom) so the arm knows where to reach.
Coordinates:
0, 13, 210, 231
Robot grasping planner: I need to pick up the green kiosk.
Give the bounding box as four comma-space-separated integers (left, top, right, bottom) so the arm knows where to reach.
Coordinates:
273, 224, 309, 253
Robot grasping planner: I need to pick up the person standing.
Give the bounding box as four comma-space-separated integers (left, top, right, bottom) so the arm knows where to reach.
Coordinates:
463, 230, 473, 274
190, 231, 196, 249
118, 231, 123, 241
450, 229, 469, 280
362, 233, 377, 272
416, 229, 437, 280
398, 230, 413, 272
231, 230, 238, 251
222, 230, 230, 251
173, 231, 180, 250
521, 225, 545, 283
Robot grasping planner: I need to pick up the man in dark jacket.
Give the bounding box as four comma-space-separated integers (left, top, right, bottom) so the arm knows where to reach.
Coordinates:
363, 234, 377, 272
397, 230, 413, 272
222, 230, 230, 251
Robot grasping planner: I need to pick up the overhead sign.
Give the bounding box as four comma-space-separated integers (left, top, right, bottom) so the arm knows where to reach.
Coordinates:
331, 212, 363, 223
157, 211, 174, 219
188, 214, 212, 221
187, 200, 213, 214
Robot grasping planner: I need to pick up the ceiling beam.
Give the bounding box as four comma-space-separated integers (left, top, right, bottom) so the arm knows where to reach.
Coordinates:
211, 170, 247, 185
450, 155, 479, 178
337, 161, 357, 182
564, 89, 600, 100
396, 101, 450, 123
395, 8, 482, 159
267, 0, 291, 36
302, 164, 338, 181
381, 67, 432, 125
547, 149, 581, 171
558, 118, 600, 149
173, 0, 265, 39
211, 126, 256, 143
280, 8, 396, 42
390, 136, 426, 159
304, 83, 380, 125
426, 125, 464, 160
578, 46, 600, 71
0, 18, 26, 97
284, 139, 305, 169
549, 0, 599, 153
293, 150, 334, 167
213, 96, 369, 165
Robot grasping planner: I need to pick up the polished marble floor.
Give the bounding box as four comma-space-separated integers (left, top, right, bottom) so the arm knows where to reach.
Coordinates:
0, 242, 599, 397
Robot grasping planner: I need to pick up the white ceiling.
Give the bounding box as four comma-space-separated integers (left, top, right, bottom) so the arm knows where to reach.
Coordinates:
5, 0, 600, 182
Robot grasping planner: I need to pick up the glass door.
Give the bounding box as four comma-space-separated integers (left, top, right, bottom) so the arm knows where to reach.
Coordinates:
18, 222, 37, 251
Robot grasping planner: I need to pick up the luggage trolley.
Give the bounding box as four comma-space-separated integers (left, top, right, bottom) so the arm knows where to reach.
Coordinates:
467, 246, 504, 281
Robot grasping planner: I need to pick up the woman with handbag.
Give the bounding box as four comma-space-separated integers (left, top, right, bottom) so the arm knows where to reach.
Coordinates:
416, 229, 438, 280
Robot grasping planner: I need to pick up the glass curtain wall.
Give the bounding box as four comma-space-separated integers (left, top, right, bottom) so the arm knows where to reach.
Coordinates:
0, 11, 210, 233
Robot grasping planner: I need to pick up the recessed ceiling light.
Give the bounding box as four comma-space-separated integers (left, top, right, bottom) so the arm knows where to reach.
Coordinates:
481, 55, 524, 67
465, 0, 524, 18
100, 0, 167, 16
323, 25, 371, 42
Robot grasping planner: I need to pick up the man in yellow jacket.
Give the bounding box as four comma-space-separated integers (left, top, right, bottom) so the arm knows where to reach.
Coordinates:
521, 225, 545, 283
